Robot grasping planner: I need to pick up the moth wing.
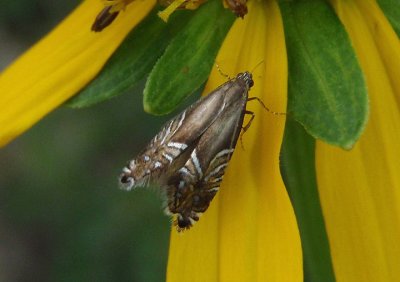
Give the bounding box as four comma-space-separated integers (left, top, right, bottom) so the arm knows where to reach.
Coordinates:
165, 88, 249, 230
166, 81, 237, 145
194, 93, 248, 207
197, 90, 248, 173
156, 138, 199, 185
136, 79, 245, 185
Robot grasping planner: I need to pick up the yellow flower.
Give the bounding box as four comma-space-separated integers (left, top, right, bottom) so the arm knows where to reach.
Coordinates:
1, 0, 399, 281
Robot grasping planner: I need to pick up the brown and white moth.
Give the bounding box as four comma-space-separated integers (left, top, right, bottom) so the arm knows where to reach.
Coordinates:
119, 72, 254, 231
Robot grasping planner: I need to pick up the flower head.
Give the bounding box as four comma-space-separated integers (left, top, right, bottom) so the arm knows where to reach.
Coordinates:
1, 0, 399, 280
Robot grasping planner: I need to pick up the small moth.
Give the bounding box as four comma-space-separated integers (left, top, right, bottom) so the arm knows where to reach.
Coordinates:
119, 72, 254, 231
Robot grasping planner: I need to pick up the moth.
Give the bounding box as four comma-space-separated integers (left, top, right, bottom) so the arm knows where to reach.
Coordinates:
119, 72, 254, 231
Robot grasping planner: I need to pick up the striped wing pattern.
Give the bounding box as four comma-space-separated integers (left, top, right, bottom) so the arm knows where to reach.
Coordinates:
166, 148, 235, 231
119, 109, 194, 190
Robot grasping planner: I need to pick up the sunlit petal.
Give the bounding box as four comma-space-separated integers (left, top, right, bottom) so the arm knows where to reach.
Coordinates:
317, 0, 400, 280
167, 1, 302, 281
0, 0, 155, 147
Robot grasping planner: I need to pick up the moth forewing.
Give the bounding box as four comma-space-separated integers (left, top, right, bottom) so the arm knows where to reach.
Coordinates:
119, 73, 252, 191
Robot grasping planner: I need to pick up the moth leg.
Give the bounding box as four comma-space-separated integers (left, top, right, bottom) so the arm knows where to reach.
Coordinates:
239, 110, 255, 149
247, 97, 286, 116
243, 110, 255, 133
215, 63, 231, 80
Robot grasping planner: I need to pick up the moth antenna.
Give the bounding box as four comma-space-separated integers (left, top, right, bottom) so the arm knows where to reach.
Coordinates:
247, 97, 287, 116
250, 60, 265, 74
215, 63, 231, 80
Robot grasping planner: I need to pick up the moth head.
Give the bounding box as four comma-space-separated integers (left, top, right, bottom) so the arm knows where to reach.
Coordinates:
119, 158, 151, 190
237, 71, 254, 89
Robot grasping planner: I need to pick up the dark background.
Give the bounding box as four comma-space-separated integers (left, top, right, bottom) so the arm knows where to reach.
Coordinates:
0, 1, 175, 281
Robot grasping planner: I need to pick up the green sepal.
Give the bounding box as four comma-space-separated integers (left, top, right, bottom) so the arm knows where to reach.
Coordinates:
279, 0, 368, 149
377, 0, 400, 37
280, 119, 335, 282
67, 7, 193, 108
143, 0, 235, 115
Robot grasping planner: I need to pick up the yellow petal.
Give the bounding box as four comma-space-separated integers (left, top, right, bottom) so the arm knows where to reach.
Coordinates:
0, 0, 155, 147
167, 1, 302, 281
317, 0, 400, 280
355, 0, 400, 101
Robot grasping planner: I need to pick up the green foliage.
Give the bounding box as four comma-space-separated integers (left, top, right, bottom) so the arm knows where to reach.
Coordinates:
280, 119, 335, 282
143, 0, 234, 114
279, 0, 369, 149
68, 0, 235, 114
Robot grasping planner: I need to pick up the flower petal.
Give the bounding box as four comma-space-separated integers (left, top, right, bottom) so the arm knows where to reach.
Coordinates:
0, 0, 155, 147
317, 0, 400, 280
167, 1, 302, 281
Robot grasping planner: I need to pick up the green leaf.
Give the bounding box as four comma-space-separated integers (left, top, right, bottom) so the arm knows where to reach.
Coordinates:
280, 119, 335, 282
377, 0, 400, 37
143, 0, 235, 115
279, 0, 368, 149
67, 7, 193, 108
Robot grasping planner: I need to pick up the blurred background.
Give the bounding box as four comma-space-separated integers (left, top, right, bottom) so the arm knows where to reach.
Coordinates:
0, 1, 179, 281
